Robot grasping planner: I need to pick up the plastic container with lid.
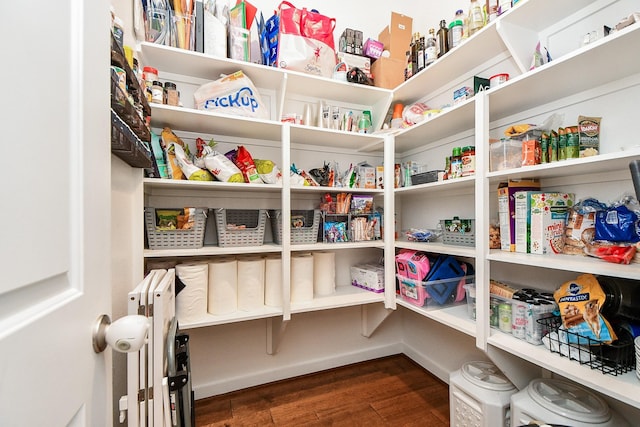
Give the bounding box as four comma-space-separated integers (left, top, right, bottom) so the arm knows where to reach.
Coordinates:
449, 360, 516, 427
510, 378, 629, 427
164, 81, 179, 106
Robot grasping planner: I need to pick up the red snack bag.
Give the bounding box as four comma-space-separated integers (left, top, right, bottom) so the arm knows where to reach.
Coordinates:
234, 146, 263, 184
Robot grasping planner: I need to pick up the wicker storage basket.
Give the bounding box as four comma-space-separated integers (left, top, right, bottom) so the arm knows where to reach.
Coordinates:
214, 208, 267, 247
270, 209, 321, 244
145, 207, 207, 249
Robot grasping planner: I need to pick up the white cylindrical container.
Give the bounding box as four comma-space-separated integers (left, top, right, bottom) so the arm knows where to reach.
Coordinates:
510, 378, 629, 427
449, 360, 516, 427
312, 251, 335, 296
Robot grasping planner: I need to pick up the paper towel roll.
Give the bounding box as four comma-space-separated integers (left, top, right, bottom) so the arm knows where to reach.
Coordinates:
264, 255, 282, 307
175, 263, 209, 324
291, 253, 314, 303
207, 257, 238, 315
237, 256, 265, 311
313, 251, 335, 296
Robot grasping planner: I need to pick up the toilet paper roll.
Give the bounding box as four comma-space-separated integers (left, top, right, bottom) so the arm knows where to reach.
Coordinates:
313, 251, 335, 296
291, 253, 314, 303
207, 257, 238, 315
175, 263, 209, 324
237, 256, 265, 311
264, 255, 283, 307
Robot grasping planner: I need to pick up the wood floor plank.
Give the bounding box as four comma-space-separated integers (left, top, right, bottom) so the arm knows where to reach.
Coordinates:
194, 354, 450, 427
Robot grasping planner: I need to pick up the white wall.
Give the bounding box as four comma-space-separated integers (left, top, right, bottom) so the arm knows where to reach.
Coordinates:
114, 0, 470, 49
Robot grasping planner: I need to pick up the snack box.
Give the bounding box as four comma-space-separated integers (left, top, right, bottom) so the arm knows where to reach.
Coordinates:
528, 192, 574, 254
350, 264, 385, 293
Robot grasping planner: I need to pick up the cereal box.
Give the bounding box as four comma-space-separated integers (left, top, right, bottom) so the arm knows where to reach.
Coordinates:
497, 179, 540, 251
529, 192, 574, 255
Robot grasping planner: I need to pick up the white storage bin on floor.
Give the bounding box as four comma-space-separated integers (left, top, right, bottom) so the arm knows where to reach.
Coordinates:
510, 378, 629, 427
449, 360, 516, 427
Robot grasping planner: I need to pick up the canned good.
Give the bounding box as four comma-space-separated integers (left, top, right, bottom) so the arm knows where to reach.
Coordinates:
498, 302, 512, 333
525, 300, 556, 345
489, 297, 500, 328
511, 300, 527, 339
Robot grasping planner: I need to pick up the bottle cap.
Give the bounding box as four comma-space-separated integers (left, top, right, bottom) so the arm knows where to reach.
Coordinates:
143, 66, 158, 75
164, 81, 177, 89
452, 147, 462, 156
392, 103, 404, 119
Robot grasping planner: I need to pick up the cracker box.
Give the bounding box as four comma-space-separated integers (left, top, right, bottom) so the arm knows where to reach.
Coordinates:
497, 179, 540, 251
529, 192, 575, 254
350, 264, 385, 293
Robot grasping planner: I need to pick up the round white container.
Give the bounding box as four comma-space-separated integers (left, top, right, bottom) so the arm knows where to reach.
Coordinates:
449, 360, 516, 427
510, 378, 629, 427
490, 73, 509, 88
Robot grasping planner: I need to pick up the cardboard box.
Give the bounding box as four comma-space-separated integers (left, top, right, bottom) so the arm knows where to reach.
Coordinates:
357, 165, 376, 189
351, 264, 384, 293
514, 191, 542, 253
376, 166, 384, 189
497, 179, 540, 252
529, 192, 574, 254
378, 12, 413, 60
371, 57, 405, 89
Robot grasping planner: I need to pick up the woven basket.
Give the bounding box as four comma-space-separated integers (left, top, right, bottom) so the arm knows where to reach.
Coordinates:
214, 208, 267, 247
270, 209, 321, 245
145, 207, 207, 249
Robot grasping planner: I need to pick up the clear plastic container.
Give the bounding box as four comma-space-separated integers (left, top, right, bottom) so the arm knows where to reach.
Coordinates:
489, 139, 522, 171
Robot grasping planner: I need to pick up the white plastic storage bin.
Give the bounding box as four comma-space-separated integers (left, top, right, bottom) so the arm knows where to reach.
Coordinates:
449, 361, 516, 427
510, 378, 629, 427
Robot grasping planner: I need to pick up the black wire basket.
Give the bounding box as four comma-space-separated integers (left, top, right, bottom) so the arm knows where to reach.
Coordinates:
538, 315, 635, 376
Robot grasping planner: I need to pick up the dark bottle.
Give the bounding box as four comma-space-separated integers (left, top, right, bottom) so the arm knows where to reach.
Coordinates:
404, 50, 413, 80
410, 32, 420, 77
417, 35, 425, 72
598, 276, 640, 322
436, 19, 449, 58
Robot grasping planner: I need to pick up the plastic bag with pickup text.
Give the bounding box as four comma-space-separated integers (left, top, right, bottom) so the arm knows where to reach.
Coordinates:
194, 70, 269, 119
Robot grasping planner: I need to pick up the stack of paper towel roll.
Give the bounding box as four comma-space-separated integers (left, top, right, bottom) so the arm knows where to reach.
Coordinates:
290, 251, 336, 303
173, 250, 336, 322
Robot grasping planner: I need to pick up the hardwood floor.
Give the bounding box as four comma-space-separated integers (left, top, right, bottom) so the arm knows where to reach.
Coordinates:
194, 354, 450, 426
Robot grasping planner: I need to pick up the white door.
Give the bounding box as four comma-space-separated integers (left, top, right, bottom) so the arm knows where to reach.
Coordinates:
0, 0, 112, 426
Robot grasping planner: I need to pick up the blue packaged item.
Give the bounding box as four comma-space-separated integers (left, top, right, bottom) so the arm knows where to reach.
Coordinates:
595, 204, 640, 242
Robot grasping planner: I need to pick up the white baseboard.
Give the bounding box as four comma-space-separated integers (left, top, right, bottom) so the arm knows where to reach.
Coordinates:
401, 343, 451, 385
194, 342, 404, 399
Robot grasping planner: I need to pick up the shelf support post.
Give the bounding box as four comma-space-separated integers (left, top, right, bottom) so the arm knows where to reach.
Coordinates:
266, 317, 289, 355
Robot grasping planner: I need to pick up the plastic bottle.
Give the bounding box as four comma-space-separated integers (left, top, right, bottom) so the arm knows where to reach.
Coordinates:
448, 11, 464, 49
436, 20, 449, 58
391, 103, 404, 128
468, 0, 485, 36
